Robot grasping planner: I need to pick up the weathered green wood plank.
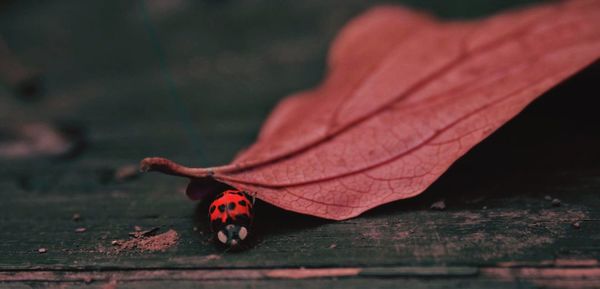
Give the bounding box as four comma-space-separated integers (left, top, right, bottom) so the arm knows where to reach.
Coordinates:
1, 165, 598, 269
3, 265, 600, 288
2, 62, 599, 270
0, 278, 537, 289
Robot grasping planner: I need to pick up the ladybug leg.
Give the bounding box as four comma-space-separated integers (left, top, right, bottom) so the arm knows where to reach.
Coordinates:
248, 192, 257, 205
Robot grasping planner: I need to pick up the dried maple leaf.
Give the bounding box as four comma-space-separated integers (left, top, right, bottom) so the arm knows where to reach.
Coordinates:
142, 1, 600, 220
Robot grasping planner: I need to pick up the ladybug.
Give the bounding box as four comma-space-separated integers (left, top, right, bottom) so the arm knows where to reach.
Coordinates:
208, 189, 254, 247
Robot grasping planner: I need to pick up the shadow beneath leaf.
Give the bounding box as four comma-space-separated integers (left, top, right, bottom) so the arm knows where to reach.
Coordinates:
364, 60, 600, 217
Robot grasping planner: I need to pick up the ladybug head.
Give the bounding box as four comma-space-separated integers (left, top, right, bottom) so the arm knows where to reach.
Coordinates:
216, 223, 248, 247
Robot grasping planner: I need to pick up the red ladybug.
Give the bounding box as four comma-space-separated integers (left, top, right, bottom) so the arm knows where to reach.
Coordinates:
209, 190, 254, 247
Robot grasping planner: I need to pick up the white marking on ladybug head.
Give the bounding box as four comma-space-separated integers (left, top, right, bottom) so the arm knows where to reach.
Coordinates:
217, 230, 228, 244
239, 226, 248, 240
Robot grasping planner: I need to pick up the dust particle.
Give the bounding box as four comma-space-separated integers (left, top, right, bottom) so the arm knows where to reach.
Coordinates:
430, 200, 446, 210
75, 227, 87, 233
572, 221, 581, 229
329, 244, 337, 249
72, 213, 81, 221
37, 248, 47, 254
551, 198, 561, 207
204, 254, 221, 261
114, 164, 140, 182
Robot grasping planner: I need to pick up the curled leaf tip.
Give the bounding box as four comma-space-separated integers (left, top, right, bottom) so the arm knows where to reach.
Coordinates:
139, 157, 165, 172
139, 157, 186, 176
139, 157, 215, 179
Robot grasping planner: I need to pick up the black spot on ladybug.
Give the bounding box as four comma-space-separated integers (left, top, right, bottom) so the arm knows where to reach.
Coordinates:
209, 205, 216, 214
238, 200, 247, 207
228, 202, 236, 210
232, 191, 244, 196
218, 204, 225, 213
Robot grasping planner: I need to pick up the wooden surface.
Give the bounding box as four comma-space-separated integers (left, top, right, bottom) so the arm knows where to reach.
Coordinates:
1, 0, 599, 288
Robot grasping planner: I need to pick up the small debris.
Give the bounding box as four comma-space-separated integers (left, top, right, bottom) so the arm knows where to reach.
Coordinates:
482, 206, 488, 210
572, 221, 581, 229
114, 164, 140, 182
193, 226, 198, 231
204, 254, 221, 261
75, 227, 87, 233
37, 248, 47, 254
111, 240, 119, 246
544, 195, 552, 201
430, 200, 446, 210
114, 229, 179, 252
551, 198, 561, 207
129, 227, 159, 238
329, 244, 337, 249
72, 213, 81, 221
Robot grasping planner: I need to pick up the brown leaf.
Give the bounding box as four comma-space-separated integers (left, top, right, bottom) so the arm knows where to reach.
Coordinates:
142, 1, 600, 220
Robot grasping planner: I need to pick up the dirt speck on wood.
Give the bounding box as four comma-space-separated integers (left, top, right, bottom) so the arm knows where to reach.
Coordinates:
113, 229, 179, 252
203, 254, 221, 261
114, 164, 140, 182
430, 200, 446, 210
551, 198, 561, 207
129, 227, 159, 238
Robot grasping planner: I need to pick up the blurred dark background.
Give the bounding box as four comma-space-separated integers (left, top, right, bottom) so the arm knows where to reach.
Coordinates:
1, 0, 559, 167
